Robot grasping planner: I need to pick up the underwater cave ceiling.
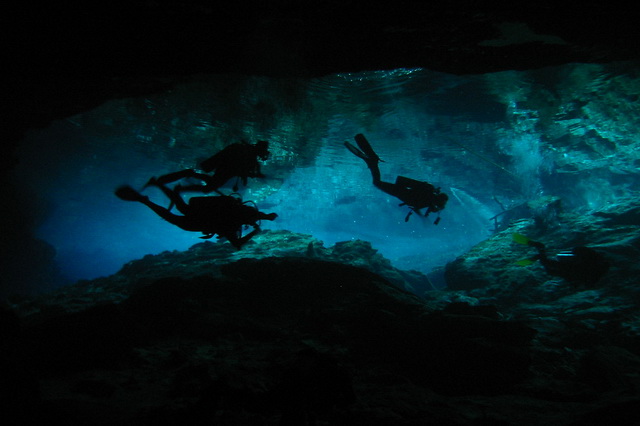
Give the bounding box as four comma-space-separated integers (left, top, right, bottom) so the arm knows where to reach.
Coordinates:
4, 2, 640, 295
5, 1, 640, 150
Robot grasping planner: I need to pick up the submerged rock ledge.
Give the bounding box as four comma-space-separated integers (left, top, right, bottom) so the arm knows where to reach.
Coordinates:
4, 196, 640, 425
12, 231, 434, 316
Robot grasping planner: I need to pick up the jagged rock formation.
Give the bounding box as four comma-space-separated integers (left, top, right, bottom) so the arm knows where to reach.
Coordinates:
5, 236, 534, 425
5, 220, 640, 425
440, 196, 640, 424
11, 231, 433, 314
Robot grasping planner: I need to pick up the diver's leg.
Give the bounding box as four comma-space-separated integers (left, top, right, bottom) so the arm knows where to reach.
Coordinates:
353, 134, 385, 183
189, 171, 214, 182
173, 183, 206, 193
152, 182, 191, 215
176, 184, 225, 196
366, 159, 382, 183
175, 172, 231, 194
204, 172, 233, 193
344, 142, 382, 183
152, 169, 198, 185
354, 134, 382, 163
138, 198, 192, 230
373, 180, 399, 198
116, 186, 191, 230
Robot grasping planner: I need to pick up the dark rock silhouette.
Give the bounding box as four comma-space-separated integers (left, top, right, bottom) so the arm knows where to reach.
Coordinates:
4, 232, 536, 425
6, 220, 640, 424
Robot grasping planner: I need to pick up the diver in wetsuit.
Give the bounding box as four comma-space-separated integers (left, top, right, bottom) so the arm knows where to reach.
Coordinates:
115, 180, 277, 249
513, 233, 610, 285
345, 134, 448, 223
147, 140, 270, 194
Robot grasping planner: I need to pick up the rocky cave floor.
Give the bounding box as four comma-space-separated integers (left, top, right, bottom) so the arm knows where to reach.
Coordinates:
3, 197, 640, 425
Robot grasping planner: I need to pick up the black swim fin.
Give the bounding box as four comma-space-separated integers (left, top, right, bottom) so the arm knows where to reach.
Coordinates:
115, 185, 145, 202
354, 134, 383, 163
344, 142, 368, 160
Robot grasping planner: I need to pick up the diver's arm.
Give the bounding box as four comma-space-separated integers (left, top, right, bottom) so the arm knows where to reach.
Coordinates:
248, 160, 266, 178
253, 159, 266, 177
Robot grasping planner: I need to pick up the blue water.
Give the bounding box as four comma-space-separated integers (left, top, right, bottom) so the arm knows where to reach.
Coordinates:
11, 64, 636, 287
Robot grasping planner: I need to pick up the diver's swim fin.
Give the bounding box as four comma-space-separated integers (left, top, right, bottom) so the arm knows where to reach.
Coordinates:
115, 185, 145, 202
354, 134, 383, 163
344, 142, 368, 160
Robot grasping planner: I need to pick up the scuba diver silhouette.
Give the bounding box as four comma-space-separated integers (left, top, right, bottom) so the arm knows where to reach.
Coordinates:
115, 180, 277, 249
345, 134, 448, 223
513, 233, 610, 285
147, 140, 270, 194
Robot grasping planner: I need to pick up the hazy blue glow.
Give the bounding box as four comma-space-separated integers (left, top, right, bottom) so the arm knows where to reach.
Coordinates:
11, 64, 640, 287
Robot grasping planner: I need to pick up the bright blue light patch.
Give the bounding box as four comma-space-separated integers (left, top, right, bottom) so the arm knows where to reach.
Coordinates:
10, 64, 640, 289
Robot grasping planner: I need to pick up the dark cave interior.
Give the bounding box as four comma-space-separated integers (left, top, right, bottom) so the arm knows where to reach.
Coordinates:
5, 1, 640, 295
3, 2, 640, 425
